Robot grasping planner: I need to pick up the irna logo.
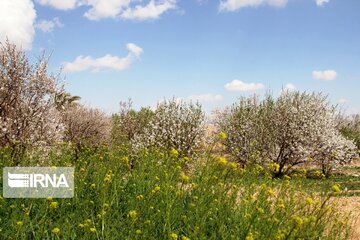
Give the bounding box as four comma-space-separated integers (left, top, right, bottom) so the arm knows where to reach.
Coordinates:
3, 167, 74, 198
7, 172, 69, 188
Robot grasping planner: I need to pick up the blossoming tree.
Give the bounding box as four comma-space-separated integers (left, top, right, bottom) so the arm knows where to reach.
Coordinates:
0, 41, 63, 163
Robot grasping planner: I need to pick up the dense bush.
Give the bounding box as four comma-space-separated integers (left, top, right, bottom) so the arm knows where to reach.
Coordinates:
62, 106, 111, 155
217, 92, 357, 177
0, 41, 63, 163
134, 99, 205, 157
338, 114, 360, 154
111, 99, 154, 147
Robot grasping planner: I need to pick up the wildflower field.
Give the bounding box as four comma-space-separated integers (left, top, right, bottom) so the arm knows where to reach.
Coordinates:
0, 142, 359, 239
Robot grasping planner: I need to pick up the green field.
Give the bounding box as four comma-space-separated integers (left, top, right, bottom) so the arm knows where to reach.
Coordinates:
0, 144, 358, 240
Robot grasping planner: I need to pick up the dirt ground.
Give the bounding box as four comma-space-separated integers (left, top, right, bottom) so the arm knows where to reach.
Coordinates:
341, 158, 360, 239
336, 196, 360, 239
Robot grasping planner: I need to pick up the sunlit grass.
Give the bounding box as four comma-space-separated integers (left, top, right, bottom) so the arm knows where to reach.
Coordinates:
0, 146, 355, 239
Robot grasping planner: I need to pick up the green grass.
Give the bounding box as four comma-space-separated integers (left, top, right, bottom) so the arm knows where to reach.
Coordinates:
0, 146, 355, 239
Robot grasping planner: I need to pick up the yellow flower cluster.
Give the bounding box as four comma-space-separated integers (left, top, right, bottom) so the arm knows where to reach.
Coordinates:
51, 227, 60, 234
16, 221, 23, 227
50, 201, 58, 209
170, 232, 178, 240
180, 173, 190, 183
152, 185, 161, 193
218, 132, 227, 140
128, 210, 138, 221
170, 148, 179, 158
104, 170, 112, 183
216, 157, 227, 166
331, 184, 341, 193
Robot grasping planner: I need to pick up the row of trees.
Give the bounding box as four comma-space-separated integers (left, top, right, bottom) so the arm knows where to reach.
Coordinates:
0, 40, 358, 176
216, 92, 358, 177
0, 41, 111, 162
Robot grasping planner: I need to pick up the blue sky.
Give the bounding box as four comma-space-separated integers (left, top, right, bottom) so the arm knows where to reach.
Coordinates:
1, 0, 359, 114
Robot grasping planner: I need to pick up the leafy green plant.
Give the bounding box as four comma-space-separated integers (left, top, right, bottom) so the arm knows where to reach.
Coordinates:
111, 99, 154, 148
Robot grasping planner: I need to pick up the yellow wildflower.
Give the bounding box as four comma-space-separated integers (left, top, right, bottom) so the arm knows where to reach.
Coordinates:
270, 163, 280, 172
257, 207, 265, 214
152, 185, 161, 193
182, 236, 190, 240
128, 210, 138, 220
136, 229, 142, 235
218, 132, 227, 140
50, 201, 58, 209
229, 162, 237, 170
267, 188, 275, 196
217, 157, 227, 166
180, 173, 189, 182
170, 232, 178, 240
90, 227, 96, 233
245, 233, 254, 240
292, 216, 303, 226
52, 227, 60, 234
331, 184, 341, 193
104, 174, 111, 183
306, 197, 314, 205
170, 148, 179, 158
16, 221, 23, 226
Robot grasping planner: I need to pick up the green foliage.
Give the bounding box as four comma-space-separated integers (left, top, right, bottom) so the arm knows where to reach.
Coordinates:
0, 145, 353, 239
111, 99, 154, 148
339, 114, 360, 154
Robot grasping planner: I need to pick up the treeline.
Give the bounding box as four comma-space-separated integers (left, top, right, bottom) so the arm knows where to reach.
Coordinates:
1, 41, 359, 176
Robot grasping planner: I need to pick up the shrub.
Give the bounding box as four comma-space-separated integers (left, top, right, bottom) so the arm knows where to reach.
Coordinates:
62, 106, 111, 156
217, 91, 357, 177
0, 41, 63, 163
338, 114, 360, 154
311, 113, 358, 177
134, 99, 205, 157
111, 99, 154, 147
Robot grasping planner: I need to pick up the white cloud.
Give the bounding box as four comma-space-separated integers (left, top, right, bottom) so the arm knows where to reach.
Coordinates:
36, 0, 78, 10
219, 0, 287, 12
126, 43, 143, 57
0, 0, 36, 50
63, 43, 143, 73
187, 94, 224, 102
284, 83, 296, 92
120, 0, 176, 20
37, 0, 176, 21
225, 80, 265, 91
83, 0, 131, 20
338, 98, 348, 104
35, 17, 63, 33
315, 0, 329, 6
312, 70, 337, 81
